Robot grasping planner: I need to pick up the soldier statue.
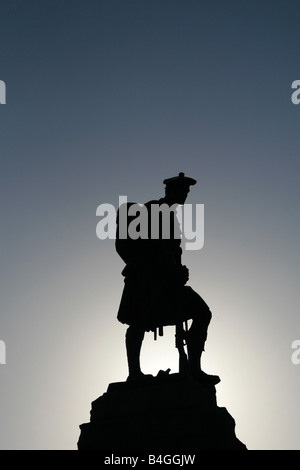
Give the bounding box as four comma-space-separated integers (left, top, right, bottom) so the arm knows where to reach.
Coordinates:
116, 173, 220, 385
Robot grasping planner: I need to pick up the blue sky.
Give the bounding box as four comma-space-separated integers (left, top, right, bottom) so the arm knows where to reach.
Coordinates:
0, 0, 299, 449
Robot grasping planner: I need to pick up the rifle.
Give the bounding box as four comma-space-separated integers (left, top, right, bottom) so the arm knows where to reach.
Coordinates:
175, 321, 189, 373
153, 322, 188, 374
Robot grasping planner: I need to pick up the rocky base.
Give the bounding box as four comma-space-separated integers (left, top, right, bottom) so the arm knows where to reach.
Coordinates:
78, 373, 247, 451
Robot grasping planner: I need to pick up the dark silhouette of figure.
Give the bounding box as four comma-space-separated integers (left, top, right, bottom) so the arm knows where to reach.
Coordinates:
116, 173, 220, 385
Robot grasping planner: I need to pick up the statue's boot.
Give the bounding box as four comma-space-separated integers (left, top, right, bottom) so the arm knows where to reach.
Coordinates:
125, 326, 153, 382
126, 371, 153, 383
185, 328, 220, 385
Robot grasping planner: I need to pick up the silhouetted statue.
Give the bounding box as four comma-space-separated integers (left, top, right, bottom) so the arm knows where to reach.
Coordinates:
116, 173, 220, 385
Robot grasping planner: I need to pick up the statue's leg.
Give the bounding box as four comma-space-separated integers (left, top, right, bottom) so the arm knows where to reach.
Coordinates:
125, 325, 145, 380
184, 289, 220, 384
186, 308, 211, 374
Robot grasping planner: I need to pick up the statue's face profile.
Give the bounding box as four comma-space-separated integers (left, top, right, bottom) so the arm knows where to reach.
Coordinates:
165, 184, 190, 205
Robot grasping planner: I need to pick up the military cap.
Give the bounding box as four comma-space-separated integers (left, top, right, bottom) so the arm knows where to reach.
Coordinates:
163, 172, 197, 186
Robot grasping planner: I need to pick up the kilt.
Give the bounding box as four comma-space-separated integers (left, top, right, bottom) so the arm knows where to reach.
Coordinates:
117, 274, 211, 332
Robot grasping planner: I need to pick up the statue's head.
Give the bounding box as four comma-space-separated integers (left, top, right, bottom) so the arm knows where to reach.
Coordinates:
163, 172, 197, 205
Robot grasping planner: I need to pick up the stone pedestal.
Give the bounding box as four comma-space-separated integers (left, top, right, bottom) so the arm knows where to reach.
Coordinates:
78, 373, 247, 450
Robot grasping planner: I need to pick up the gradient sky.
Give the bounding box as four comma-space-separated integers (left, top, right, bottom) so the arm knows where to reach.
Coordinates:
0, 0, 299, 450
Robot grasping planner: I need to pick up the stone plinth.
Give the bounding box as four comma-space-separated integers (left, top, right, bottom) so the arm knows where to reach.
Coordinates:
78, 373, 247, 450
